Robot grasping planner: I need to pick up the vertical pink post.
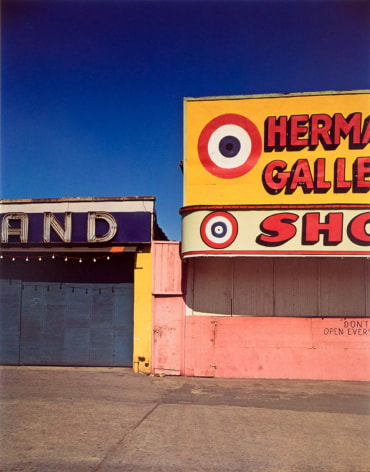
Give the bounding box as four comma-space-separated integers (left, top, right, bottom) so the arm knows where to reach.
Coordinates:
152, 241, 185, 375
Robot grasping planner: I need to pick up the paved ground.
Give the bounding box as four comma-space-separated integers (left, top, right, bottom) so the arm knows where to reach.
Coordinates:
0, 366, 369, 472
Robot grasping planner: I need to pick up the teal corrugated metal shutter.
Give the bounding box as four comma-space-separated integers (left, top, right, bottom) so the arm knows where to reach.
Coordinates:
20, 284, 44, 364
0, 280, 133, 366
114, 285, 134, 364
0, 280, 22, 364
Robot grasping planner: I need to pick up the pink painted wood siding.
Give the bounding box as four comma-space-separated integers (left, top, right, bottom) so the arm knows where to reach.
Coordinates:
188, 257, 370, 318
152, 242, 183, 295
152, 242, 185, 375
152, 249, 369, 380
184, 316, 370, 380
152, 297, 184, 375
184, 257, 369, 380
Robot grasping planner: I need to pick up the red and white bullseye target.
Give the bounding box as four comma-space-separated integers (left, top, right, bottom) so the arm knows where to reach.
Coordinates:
198, 114, 262, 178
200, 212, 238, 249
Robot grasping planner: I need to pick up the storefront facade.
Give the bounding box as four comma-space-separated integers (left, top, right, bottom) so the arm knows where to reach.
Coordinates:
0, 196, 164, 372
169, 91, 369, 380
1, 91, 369, 381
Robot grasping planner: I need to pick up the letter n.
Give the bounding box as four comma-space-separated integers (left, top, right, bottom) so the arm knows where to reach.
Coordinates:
43, 212, 72, 243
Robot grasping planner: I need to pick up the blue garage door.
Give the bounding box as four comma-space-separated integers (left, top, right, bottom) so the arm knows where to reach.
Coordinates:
0, 280, 133, 366
0, 279, 22, 364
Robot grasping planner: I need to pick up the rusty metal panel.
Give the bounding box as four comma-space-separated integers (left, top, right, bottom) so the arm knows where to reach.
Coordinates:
319, 258, 367, 317
274, 258, 319, 317
152, 242, 182, 295
232, 258, 274, 316
192, 258, 232, 316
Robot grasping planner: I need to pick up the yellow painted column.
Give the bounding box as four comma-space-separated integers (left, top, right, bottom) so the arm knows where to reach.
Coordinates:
133, 247, 152, 374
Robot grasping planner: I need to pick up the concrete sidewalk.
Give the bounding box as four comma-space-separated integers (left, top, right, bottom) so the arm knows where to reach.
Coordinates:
0, 366, 369, 472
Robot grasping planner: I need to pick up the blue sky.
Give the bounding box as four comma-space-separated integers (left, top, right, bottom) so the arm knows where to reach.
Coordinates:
1, 0, 369, 240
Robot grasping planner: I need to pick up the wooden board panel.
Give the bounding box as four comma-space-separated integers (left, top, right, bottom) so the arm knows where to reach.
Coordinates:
312, 318, 370, 349
320, 258, 366, 316
152, 242, 182, 295
188, 257, 369, 319
152, 296, 184, 375
274, 258, 319, 317
366, 258, 369, 317
186, 315, 370, 380
232, 258, 274, 316
192, 258, 232, 316
215, 317, 313, 349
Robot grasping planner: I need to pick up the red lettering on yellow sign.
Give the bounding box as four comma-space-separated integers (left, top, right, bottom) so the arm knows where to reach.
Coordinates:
264, 112, 370, 152
262, 157, 370, 195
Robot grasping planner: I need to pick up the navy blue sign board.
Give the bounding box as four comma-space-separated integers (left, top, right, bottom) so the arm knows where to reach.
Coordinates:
0, 211, 152, 245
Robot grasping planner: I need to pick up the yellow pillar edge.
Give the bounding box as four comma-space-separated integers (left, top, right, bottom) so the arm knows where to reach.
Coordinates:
133, 247, 152, 374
